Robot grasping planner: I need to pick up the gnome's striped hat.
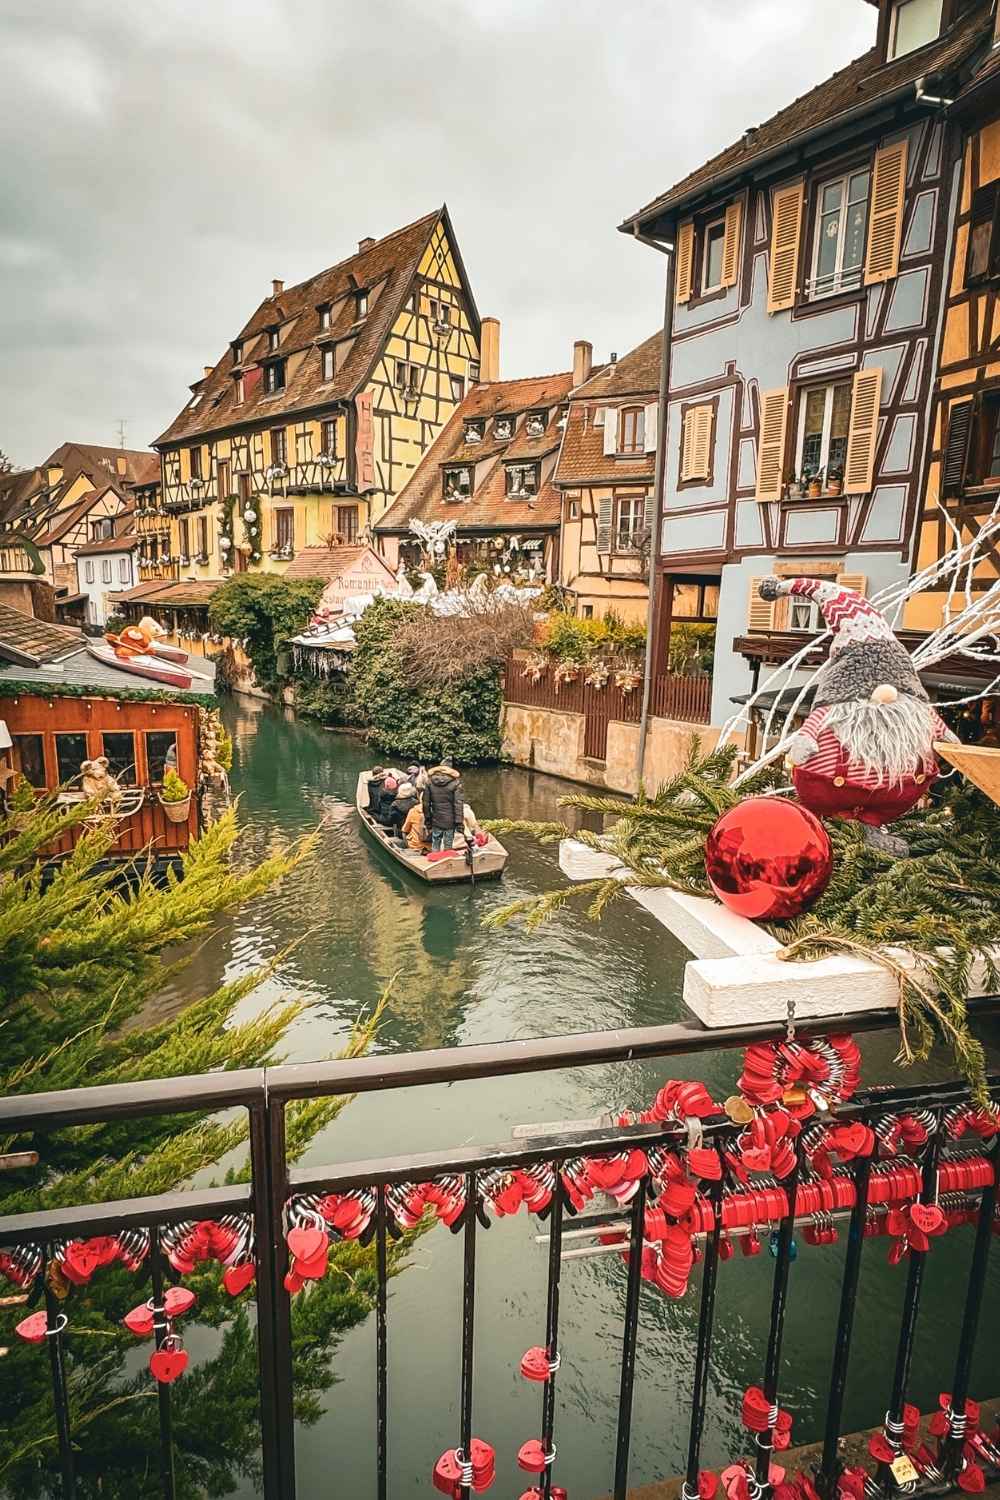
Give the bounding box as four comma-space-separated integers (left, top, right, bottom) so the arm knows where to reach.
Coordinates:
758, 576, 892, 653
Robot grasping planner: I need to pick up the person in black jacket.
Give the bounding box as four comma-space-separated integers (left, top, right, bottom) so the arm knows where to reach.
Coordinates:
366, 767, 386, 816
376, 775, 399, 824
422, 758, 464, 852
385, 781, 419, 841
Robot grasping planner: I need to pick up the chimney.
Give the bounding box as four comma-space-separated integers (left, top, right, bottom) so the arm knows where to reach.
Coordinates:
203, 365, 214, 379
272, 279, 284, 298
358, 237, 375, 252
116, 455, 127, 476
479, 317, 500, 383
610, 352, 618, 364
573, 340, 593, 387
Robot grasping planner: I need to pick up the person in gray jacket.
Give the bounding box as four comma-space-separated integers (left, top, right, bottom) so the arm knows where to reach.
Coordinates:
421, 757, 464, 853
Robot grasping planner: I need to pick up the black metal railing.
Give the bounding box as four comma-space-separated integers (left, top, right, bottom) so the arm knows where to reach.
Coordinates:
1, 1000, 998, 1500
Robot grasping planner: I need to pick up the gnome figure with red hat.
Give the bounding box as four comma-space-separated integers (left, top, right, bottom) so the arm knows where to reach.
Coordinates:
757, 576, 958, 850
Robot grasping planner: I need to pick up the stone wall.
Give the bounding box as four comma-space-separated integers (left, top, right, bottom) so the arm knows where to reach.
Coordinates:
501, 702, 730, 794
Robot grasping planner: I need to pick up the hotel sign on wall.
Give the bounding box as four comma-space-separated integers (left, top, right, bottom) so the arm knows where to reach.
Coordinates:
316, 547, 396, 612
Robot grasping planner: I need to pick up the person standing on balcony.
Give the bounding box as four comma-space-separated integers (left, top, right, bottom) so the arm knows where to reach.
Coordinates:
422, 757, 464, 853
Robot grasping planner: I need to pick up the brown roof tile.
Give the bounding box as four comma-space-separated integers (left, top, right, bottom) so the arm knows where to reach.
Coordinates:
375, 373, 573, 533
555, 331, 661, 487
75, 530, 141, 556
154, 209, 469, 447
284, 544, 396, 582
0, 601, 83, 666
623, 4, 992, 227
109, 579, 224, 607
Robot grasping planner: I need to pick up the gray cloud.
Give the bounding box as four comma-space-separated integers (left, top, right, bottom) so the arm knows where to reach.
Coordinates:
1, 0, 874, 466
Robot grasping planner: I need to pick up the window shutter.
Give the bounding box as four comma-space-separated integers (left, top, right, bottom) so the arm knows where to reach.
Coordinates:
682, 404, 715, 481
755, 388, 789, 501
593, 407, 605, 427
603, 411, 619, 457
941, 396, 975, 497
643, 495, 654, 533
747, 578, 777, 633
676, 220, 695, 305
864, 138, 909, 287
767, 181, 804, 314
722, 198, 743, 289
644, 402, 658, 453
597, 497, 614, 551
835, 572, 868, 598
844, 367, 883, 495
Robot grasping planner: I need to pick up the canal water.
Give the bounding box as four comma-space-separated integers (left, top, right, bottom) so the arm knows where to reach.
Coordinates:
162, 696, 999, 1499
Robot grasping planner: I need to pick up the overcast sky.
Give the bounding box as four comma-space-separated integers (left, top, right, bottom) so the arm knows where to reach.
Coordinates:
1, 0, 876, 468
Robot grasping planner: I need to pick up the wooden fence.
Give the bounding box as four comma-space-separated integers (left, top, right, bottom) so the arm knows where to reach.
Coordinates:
503, 655, 711, 760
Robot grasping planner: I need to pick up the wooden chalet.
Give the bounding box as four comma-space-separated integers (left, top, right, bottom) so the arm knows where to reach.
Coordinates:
0, 443, 159, 621
108, 578, 225, 658
373, 360, 574, 583
621, 0, 997, 726
152, 208, 482, 593
0, 602, 217, 869
554, 334, 662, 624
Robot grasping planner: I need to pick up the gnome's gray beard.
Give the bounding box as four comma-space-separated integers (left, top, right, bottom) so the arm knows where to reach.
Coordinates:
823, 696, 935, 785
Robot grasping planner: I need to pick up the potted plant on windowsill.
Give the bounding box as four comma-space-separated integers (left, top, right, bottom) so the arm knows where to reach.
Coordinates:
6, 775, 35, 831
826, 464, 844, 496
808, 468, 824, 498
157, 768, 192, 824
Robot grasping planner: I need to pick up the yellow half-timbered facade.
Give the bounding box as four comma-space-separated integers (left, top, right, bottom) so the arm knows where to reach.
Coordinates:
153, 208, 481, 584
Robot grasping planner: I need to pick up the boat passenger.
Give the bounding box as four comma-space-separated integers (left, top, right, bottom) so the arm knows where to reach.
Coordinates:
366, 766, 386, 815
408, 763, 429, 792
386, 781, 419, 840
376, 775, 399, 824
403, 799, 430, 853
422, 757, 464, 853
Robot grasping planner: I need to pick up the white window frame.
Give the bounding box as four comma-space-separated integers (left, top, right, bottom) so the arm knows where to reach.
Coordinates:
322, 347, 334, 382
119, 556, 130, 583
794, 379, 853, 482
319, 305, 331, 331
101, 558, 112, 584
444, 467, 471, 499
701, 217, 727, 293
787, 594, 823, 633
888, 0, 943, 59
356, 290, 368, 319
615, 496, 644, 552
85, 560, 94, 583
807, 169, 871, 300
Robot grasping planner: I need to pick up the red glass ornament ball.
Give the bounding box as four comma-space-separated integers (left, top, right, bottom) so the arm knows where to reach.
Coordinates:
704, 798, 833, 921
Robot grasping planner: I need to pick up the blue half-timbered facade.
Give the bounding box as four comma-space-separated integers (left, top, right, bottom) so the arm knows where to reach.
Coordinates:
623, 0, 995, 723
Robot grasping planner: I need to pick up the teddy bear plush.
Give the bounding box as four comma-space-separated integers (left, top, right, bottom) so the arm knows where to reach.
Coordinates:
80, 756, 122, 805
757, 577, 957, 836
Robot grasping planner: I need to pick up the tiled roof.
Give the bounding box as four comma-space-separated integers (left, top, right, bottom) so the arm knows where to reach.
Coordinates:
75, 530, 140, 556
48, 444, 160, 487
284, 544, 395, 582
154, 209, 469, 447
623, 3, 993, 227
375, 373, 573, 533
0, 443, 153, 540
110, 579, 224, 607
0, 601, 83, 666
555, 332, 661, 487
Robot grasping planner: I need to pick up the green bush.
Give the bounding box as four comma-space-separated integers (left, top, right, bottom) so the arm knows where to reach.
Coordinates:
541, 609, 646, 663
208, 574, 325, 687
668, 622, 716, 675
350, 598, 502, 762
294, 675, 358, 726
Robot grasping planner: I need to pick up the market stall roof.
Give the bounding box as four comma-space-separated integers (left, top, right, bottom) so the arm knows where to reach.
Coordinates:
109, 579, 224, 608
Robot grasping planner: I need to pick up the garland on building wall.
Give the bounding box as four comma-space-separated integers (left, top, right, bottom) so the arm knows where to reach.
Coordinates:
482, 745, 1000, 1104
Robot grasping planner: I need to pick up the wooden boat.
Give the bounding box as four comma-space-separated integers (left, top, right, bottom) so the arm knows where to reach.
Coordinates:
355, 773, 508, 883
86, 640, 194, 690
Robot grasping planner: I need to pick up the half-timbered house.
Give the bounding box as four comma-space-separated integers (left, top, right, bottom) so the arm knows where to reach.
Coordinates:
153, 208, 481, 591
373, 362, 574, 583
554, 334, 662, 624
621, 0, 995, 725
906, 9, 1000, 742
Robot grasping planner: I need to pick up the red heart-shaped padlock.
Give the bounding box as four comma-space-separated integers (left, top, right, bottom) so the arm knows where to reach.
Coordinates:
124, 1303, 155, 1338
149, 1346, 189, 1384
15, 1310, 49, 1343
867, 1433, 896, 1463
164, 1286, 196, 1318
699, 1472, 719, 1500
910, 1202, 945, 1235
287, 1226, 328, 1263
885, 1208, 909, 1236
517, 1440, 547, 1474
520, 1346, 550, 1382
61, 1241, 101, 1284
223, 1261, 256, 1296
958, 1463, 986, 1494
741, 1387, 770, 1432
659, 1180, 697, 1217
432, 1450, 462, 1496
687, 1148, 722, 1181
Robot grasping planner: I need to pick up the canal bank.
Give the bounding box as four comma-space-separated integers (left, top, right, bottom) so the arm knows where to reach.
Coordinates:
155, 696, 1000, 1500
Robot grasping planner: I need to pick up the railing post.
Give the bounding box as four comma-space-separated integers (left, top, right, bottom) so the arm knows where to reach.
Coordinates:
149, 1227, 176, 1500
816, 1146, 874, 1498
249, 1096, 295, 1500
752, 1147, 802, 1497
613, 1176, 648, 1500
682, 1176, 725, 1500
43, 1245, 76, 1500
939, 1133, 998, 1479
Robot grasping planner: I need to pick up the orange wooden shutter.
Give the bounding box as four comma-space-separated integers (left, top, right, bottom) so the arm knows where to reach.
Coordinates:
767, 182, 804, 314
682, 404, 714, 481
844, 367, 883, 494
747, 578, 777, 632
722, 199, 743, 289
755, 388, 789, 501
835, 571, 868, 598
675, 220, 695, 305
864, 139, 909, 286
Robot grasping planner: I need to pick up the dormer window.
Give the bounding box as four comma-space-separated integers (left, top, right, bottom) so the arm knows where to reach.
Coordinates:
443, 466, 472, 500
494, 416, 514, 441
319, 303, 332, 331
322, 347, 335, 382
525, 410, 547, 438
268, 327, 281, 353
264, 360, 285, 394
232, 339, 243, 365
888, 0, 943, 59
464, 420, 484, 444
234, 373, 245, 404
355, 289, 368, 319
506, 463, 538, 497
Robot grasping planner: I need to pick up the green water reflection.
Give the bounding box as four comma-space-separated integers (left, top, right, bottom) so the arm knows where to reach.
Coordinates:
162, 697, 999, 1498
